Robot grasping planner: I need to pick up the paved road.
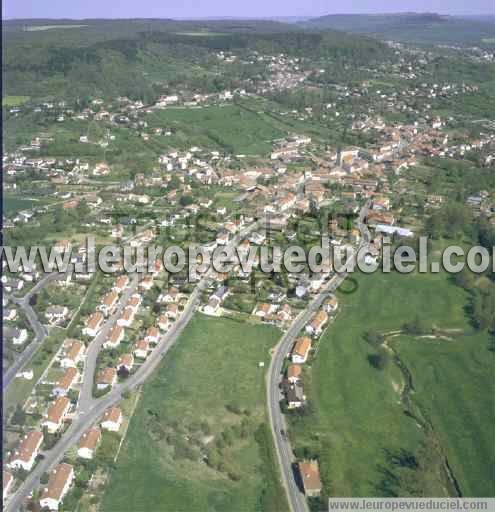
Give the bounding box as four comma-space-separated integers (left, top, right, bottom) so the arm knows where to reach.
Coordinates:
5, 221, 259, 512
266, 205, 370, 512
77, 274, 139, 413
3, 273, 63, 389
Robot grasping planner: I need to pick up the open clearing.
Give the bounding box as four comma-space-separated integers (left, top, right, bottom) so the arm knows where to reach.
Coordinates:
289, 268, 495, 497
24, 24, 88, 31
101, 314, 287, 512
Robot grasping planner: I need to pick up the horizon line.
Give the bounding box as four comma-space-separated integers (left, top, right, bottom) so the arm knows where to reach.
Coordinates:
3, 11, 495, 22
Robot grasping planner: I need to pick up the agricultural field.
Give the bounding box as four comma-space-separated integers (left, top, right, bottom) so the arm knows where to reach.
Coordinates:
3, 194, 36, 215
3, 95, 30, 106
149, 105, 287, 156
101, 314, 288, 512
288, 267, 495, 498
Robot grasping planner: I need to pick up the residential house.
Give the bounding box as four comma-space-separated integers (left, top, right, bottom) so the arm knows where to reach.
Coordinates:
298, 460, 322, 497
291, 336, 312, 364
103, 325, 124, 349
8, 431, 43, 471
53, 240, 71, 254
372, 196, 391, 211
3, 308, 17, 321
111, 224, 124, 238
2, 278, 24, 293
98, 291, 119, 316
82, 312, 104, 337
144, 326, 160, 344
309, 274, 326, 293
117, 354, 134, 373
39, 463, 74, 511
96, 367, 117, 390
52, 367, 78, 397
203, 296, 221, 315
45, 306, 69, 324
323, 295, 338, 314
287, 383, 305, 409
126, 294, 142, 312
139, 275, 154, 291
43, 396, 71, 434
277, 304, 292, 323
253, 303, 277, 319
216, 231, 229, 246
60, 340, 84, 369
287, 364, 302, 384
159, 287, 179, 303
133, 340, 150, 359
113, 275, 129, 293
101, 407, 123, 432
157, 314, 170, 331
117, 307, 136, 328
77, 427, 101, 460
305, 310, 328, 337
165, 303, 179, 320
4, 327, 28, 346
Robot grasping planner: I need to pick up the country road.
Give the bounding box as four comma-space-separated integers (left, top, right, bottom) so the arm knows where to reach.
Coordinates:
266, 204, 371, 512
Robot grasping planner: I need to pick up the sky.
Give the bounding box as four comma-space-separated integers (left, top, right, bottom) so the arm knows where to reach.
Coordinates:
3, 0, 495, 20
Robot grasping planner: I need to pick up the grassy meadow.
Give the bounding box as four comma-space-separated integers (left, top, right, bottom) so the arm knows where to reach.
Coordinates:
101, 314, 288, 512
289, 268, 495, 498
150, 105, 287, 156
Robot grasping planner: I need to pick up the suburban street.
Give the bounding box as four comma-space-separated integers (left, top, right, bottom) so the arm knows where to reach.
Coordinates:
266, 204, 370, 512
5, 221, 259, 512
3, 272, 63, 389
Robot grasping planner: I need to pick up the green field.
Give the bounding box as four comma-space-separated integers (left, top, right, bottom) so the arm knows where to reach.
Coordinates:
289, 268, 495, 498
3, 194, 39, 215
150, 105, 287, 156
101, 314, 288, 512
3, 95, 30, 107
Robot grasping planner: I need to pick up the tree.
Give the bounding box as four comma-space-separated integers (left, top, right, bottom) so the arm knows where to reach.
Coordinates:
179, 195, 194, 207
403, 316, 431, 336
117, 366, 130, 379
12, 404, 26, 426
454, 268, 475, 291
367, 351, 389, 370
364, 329, 384, 347
471, 289, 495, 331
75, 199, 91, 219
53, 205, 67, 233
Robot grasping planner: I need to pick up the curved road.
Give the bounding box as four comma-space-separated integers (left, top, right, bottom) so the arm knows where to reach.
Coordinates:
266, 205, 370, 512
3, 272, 63, 389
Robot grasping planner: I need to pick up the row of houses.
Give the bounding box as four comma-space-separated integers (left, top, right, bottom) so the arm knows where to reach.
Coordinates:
97, 275, 186, 390
4, 405, 124, 509
279, 299, 339, 497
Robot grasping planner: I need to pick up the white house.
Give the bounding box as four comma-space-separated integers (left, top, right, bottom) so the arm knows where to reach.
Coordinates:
291, 336, 312, 364
39, 463, 74, 511
8, 431, 43, 472
103, 326, 124, 349
60, 340, 84, 369
43, 396, 71, 434
101, 407, 123, 432
82, 312, 104, 338
77, 427, 101, 460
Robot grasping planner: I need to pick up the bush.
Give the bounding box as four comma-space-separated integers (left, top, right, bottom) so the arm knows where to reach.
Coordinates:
367, 351, 389, 370
364, 329, 384, 347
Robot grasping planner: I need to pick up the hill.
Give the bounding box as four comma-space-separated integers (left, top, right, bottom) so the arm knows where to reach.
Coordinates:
300, 13, 495, 46
2, 19, 392, 102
